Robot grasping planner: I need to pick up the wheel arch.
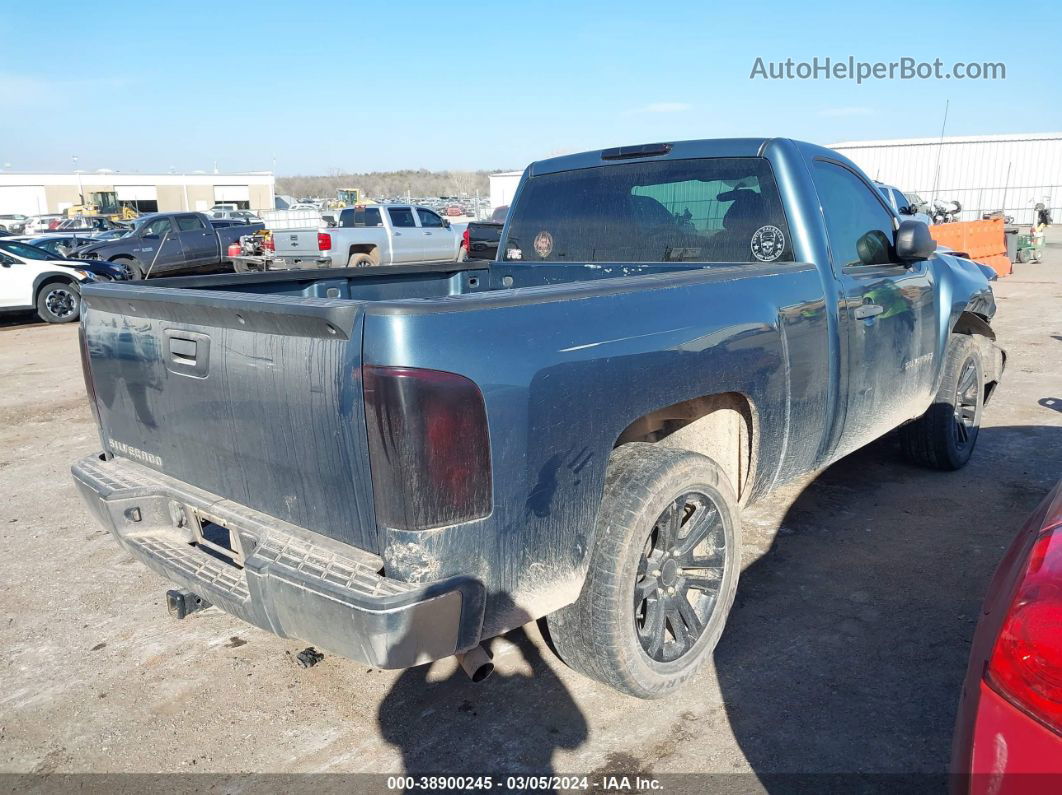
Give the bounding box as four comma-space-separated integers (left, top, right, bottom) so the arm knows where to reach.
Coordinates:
348, 243, 379, 257
952, 309, 995, 341
951, 310, 1005, 404
613, 391, 758, 504
32, 271, 81, 299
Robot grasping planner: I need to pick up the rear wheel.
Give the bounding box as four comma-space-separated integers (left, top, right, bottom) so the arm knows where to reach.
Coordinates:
547, 443, 741, 698
36, 281, 81, 323
347, 251, 379, 267
899, 333, 984, 470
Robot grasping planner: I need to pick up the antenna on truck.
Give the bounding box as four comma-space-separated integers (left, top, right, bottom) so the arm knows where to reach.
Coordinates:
144, 228, 171, 280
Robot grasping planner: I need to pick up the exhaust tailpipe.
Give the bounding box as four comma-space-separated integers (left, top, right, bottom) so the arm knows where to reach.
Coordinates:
456, 644, 494, 682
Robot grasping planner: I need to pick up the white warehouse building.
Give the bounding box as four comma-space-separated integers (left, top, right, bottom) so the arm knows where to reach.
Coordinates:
489, 170, 523, 210
0, 171, 275, 216
830, 132, 1062, 225
491, 133, 1062, 226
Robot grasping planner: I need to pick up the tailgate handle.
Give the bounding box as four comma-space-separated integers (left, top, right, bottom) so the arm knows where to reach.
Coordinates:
169, 337, 198, 361
164, 329, 210, 378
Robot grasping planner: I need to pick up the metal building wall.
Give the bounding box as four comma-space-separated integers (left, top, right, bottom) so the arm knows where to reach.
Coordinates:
489, 172, 523, 209
830, 133, 1062, 225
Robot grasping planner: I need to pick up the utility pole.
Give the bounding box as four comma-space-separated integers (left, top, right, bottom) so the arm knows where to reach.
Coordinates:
930, 99, 949, 201
73, 154, 83, 203
1000, 162, 1012, 219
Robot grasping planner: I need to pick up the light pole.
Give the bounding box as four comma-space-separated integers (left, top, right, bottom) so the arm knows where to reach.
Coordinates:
73, 155, 84, 204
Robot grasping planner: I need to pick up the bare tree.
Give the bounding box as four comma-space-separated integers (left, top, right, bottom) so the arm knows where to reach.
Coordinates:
277, 170, 506, 201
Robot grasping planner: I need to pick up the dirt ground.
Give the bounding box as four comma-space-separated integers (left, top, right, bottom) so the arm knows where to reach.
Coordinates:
1, 243, 1060, 789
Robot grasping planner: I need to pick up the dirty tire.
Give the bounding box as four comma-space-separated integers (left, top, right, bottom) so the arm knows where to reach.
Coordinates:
347, 252, 378, 267
36, 280, 81, 323
1015, 248, 1028, 264
899, 333, 984, 470
547, 443, 741, 699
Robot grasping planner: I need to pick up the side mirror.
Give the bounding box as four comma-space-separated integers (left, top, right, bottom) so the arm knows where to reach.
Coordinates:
856, 229, 892, 266
895, 220, 936, 262
897, 204, 914, 216
443, 219, 451, 228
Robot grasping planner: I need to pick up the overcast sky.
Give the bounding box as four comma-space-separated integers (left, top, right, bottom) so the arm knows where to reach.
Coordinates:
1, 0, 1058, 175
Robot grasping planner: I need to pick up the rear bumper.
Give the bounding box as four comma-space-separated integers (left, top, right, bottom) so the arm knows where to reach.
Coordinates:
71, 454, 485, 668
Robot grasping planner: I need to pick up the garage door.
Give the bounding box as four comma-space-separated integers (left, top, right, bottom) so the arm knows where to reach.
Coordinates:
0, 185, 48, 215
115, 185, 158, 202
214, 185, 250, 202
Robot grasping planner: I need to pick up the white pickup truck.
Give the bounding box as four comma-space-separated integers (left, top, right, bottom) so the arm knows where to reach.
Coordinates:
271, 204, 464, 268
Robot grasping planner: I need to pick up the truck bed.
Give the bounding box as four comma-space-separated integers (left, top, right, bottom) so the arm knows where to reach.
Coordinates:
81, 260, 785, 542
135, 259, 713, 299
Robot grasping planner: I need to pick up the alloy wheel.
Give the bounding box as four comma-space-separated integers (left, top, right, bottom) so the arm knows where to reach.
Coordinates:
45, 288, 77, 319
954, 358, 980, 449
634, 492, 728, 663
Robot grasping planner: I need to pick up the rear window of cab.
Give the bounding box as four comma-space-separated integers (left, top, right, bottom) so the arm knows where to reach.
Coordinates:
504, 157, 793, 264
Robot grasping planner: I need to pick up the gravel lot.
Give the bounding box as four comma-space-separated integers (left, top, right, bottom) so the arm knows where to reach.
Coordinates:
1, 244, 1060, 786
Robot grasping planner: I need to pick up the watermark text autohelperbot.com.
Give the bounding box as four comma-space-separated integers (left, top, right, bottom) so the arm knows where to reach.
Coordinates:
750, 56, 1005, 83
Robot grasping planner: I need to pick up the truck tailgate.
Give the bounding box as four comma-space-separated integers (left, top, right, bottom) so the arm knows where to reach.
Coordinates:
79, 284, 379, 553
272, 228, 323, 260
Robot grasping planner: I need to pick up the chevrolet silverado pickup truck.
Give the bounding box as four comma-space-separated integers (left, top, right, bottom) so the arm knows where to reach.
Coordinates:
72, 138, 1004, 698
75, 212, 264, 278
269, 204, 463, 268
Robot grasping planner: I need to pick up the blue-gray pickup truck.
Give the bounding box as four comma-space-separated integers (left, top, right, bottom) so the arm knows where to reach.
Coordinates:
72, 138, 1004, 698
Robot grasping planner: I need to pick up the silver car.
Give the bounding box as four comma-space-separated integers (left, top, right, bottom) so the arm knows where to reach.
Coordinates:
876, 183, 933, 226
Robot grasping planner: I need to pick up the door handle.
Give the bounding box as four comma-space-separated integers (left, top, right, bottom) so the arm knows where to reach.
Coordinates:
854, 303, 884, 320
394, 232, 402, 236
424, 231, 432, 235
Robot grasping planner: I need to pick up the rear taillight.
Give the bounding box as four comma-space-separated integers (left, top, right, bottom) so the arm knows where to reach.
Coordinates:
986, 523, 1062, 734
462, 226, 470, 250
317, 232, 332, 251
363, 366, 491, 531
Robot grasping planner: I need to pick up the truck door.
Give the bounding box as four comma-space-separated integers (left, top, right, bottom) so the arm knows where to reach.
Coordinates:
385, 206, 421, 263
175, 214, 215, 265
811, 159, 937, 452
137, 216, 185, 275
415, 208, 454, 260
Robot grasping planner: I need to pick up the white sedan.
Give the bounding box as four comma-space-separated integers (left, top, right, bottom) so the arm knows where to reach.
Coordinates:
0, 239, 100, 323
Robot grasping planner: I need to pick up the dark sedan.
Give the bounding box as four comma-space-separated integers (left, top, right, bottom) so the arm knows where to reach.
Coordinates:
24, 234, 103, 259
